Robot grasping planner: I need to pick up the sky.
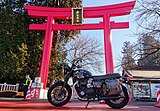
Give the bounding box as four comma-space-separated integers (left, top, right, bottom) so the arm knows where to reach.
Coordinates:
81, 0, 138, 74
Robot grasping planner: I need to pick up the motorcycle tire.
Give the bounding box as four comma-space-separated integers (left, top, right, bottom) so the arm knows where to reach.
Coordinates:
47, 81, 72, 107
105, 85, 129, 109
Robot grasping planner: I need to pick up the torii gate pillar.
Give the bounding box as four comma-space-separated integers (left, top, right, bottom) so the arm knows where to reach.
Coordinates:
40, 17, 54, 88
25, 0, 135, 89
103, 14, 113, 73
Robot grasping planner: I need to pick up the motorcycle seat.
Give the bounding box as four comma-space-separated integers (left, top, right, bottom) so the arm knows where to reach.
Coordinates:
93, 73, 121, 80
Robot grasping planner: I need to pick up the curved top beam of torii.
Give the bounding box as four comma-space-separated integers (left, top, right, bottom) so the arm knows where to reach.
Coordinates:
24, 0, 135, 31
24, 0, 135, 19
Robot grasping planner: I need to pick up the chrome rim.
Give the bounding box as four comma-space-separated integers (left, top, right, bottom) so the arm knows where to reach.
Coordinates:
51, 86, 68, 103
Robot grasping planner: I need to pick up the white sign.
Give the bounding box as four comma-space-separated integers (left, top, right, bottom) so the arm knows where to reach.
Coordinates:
151, 84, 160, 98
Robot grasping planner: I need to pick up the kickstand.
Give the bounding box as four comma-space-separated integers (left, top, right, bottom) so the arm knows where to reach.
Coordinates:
85, 99, 91, 109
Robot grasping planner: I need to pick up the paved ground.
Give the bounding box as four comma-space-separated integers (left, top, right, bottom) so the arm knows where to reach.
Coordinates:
0, 98, 159, 111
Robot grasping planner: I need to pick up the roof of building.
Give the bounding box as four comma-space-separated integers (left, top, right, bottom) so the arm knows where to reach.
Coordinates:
124, 66, 160, 79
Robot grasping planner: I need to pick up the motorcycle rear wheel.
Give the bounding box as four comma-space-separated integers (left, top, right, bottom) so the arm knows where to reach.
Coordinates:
47, 81, 72, 107
105, 85, 129, 109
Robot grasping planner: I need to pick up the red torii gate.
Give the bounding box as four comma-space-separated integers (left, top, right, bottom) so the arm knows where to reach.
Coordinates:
24, 0, 135, 89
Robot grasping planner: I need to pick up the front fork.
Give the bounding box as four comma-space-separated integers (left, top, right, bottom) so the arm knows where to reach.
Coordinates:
60, 74, 71, 91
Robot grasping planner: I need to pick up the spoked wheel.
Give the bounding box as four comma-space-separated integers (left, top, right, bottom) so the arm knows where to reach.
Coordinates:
105, 85, 129, 109
47, 81, 72, 107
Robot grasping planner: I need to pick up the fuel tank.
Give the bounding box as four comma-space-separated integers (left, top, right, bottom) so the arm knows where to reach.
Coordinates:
72, 69, 92, 79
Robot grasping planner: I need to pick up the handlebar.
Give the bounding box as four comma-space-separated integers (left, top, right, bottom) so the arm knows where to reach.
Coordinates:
64, 58, 83, 75
71, 58, 82, 69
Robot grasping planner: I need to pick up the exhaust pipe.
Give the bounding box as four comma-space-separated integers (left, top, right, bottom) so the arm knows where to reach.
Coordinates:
99, 96, 125, 100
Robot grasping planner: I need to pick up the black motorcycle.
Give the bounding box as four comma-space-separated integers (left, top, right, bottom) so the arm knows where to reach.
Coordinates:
47, 59, 129, 109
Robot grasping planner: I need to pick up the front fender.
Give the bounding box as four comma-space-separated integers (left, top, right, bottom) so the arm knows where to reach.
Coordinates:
52, 80, 72, 90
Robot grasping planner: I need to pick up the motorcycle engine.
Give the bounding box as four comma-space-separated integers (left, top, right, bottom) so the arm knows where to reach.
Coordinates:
77, 78, 104, 98
77, 78, 94, 98
103, 79, 122, 95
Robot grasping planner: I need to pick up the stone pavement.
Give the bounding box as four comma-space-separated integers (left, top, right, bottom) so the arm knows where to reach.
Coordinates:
0, 98, 159, 111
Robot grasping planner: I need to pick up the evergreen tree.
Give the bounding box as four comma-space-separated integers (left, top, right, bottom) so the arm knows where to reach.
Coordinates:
0, 0, 82, 86
121, 41, 135, 69
0, 0, 30, 83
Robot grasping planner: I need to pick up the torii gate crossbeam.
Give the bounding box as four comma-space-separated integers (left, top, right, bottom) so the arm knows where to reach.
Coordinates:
24, 1, 135, 89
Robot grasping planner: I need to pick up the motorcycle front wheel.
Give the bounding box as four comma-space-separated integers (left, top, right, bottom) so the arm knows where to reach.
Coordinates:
105, 85, 129, 109
47, 81, 72, 107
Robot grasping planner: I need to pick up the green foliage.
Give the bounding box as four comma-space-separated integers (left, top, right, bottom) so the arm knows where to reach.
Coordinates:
0, 0, 29, 84
0, 0, 82, 86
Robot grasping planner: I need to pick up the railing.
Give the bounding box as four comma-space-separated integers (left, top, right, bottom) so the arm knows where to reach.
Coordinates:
0, 83, 19, 92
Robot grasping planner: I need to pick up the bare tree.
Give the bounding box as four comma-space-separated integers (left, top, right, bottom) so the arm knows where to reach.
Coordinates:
136, 35, 160, 66
135, 0, 160, 38
133, 0, 160, 63
64, 35, 104, 73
